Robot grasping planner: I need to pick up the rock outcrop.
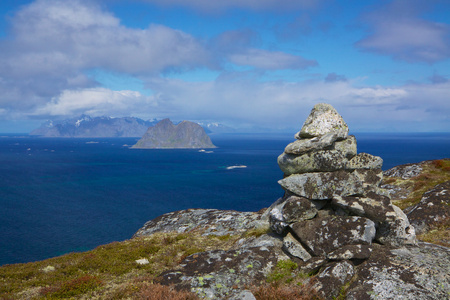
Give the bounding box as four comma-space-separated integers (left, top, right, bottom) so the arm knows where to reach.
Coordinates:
133, 103, 449, 299
132, 118, 216, 149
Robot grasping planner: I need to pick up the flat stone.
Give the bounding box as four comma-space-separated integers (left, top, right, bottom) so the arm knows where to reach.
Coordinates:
284, 132, 338, 155
282, 232, 312, 262
347, 153, 383, 170
291, 216, 376, 256
282, 195, 318, 223
278, 149, 347, 176
278, 170, 363, 200
296, 103, 349, 139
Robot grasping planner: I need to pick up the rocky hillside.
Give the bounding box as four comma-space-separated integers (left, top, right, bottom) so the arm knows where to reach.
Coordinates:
132, 118, 216, 149
30, 115, 158, 137
1, 104, 448, 299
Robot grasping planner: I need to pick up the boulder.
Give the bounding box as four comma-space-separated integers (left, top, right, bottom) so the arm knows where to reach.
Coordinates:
376, 205, 416, 247
405, 181, 450, 235
346, 153, 383, 170
290, 216, 376, 256
284, 132, 338, 155
282, 195, 318, 223
296, 103, 349, 139
278, 150, 347, 175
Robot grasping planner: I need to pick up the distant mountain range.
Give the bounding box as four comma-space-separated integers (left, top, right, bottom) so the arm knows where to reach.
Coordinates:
132, 119, 216, 149
30, 115, 235, 137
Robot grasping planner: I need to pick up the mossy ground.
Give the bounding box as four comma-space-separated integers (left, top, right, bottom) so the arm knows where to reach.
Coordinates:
0, 231, 241, 299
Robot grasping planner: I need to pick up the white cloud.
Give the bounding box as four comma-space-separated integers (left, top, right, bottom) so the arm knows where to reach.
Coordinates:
356, 0, 450, 63
33, 88, 158, 118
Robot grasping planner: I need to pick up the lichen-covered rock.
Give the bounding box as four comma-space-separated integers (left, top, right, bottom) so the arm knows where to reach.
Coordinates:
327, 244, 373, 260
331, 193, 397, 223
376, 205, 416, 247
290, 216, 376, 256
282, 195, 318, 223
313, 261, 355, 299
284, 132, 338, 155
405, 181, 450, 235
383, 162, 424, 179
346, 243, 450, 300
296, 103, 349, 139
278, 170, 365, 200
133, 209, 267, 238
347, 153, 383, 170
333, 135, 357, 159
157, 247, 278, 299
278, 150, 347, 176
282, 232, 312, 261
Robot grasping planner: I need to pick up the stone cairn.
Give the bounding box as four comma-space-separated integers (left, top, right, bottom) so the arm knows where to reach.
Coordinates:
269, 103, 416, 271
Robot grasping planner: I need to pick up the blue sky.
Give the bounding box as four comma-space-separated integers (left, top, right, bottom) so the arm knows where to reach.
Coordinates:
0, 0, 449, 132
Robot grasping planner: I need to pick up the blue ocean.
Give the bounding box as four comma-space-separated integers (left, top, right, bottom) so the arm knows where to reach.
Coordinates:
0, 132, 449, 266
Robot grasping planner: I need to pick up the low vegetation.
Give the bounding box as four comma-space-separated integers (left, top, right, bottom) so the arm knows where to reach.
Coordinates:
385, 159, 450, 209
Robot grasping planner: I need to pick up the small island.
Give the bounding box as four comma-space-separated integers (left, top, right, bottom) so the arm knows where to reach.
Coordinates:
132, 118, 216, 149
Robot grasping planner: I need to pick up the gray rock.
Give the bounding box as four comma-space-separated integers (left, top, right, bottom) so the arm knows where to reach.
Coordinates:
133, 209, 267, 238
282, 232, 312, 262
405, 181, 450, 235
278, 150, 347, 176
291, 216, 376, 256
278, 170, 365, 200
157, 247, 278, 299
313, 261, 355, 299
327, 244, 373, 260
347, 153, 383, 170
346, 243, 450, 300
284, 132, 338, 155
331, 193, 397, 223
383, 162, 424, 179
333, 135, 357, 159
282, 195, 318, 223
376, 205, 416, 247
296, 103, 349, 139
269, 206, 288, 235
297, 256, 327, 274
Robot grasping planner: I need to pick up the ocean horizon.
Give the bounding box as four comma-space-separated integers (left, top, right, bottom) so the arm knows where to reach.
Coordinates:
1, 132, 449, 266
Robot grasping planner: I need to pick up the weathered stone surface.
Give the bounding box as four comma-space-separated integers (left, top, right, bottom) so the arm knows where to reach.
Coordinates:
297, 256, 327, 274
269, 195, 318, 234
133, 208, 267, 238
376, 205, 416, 247
346, 243, 450, 300
347, 153, 383, 170
333, 135, 357, 159
284, 132, 338, 155
278, 150, 347, 176
278, 170, 364, 200
331, 193, 397, 222
282, 232, 312, 261
296, 103, 349, 139
384, 162, 424, 179
327, 244, 373, 260
405, 181, 450, 235
352, 168, 383, 191
313, 261, 355, 299
157, 247, 278, 299
282, 195, 318, 223
291, 216, 376, 256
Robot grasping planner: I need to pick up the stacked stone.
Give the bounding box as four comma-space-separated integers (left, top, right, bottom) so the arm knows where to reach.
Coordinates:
269, 103, 416, 270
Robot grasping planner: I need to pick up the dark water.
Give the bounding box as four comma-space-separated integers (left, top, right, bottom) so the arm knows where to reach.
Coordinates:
0, 132, 449, 265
